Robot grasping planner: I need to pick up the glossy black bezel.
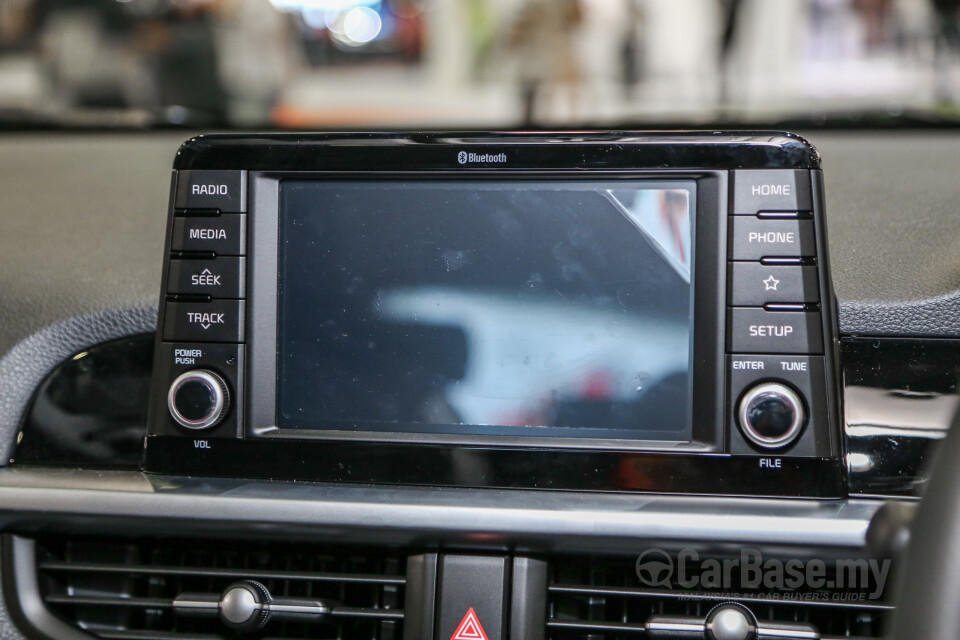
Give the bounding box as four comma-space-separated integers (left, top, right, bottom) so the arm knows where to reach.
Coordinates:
248, 170, 723, 451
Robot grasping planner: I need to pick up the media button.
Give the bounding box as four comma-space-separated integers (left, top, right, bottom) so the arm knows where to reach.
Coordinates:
729, 263, 819, 306
163, 300, 245, 343
728, 308, 823, 354
167, 257, 245, 298
174, 170, 246, 212
171, 214, 246, 256
730, 217, 815, 260
731, 169, 812, 214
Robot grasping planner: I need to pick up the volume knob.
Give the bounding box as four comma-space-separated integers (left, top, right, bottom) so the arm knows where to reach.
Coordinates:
167, 369, 229, 430
737, 382, 805, 449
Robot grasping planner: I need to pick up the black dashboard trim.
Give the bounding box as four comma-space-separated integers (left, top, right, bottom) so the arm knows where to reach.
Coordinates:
142, 436, 844, 498
1, 536, 89, 640
0, 307, 156, 468
0, 469, 878, 554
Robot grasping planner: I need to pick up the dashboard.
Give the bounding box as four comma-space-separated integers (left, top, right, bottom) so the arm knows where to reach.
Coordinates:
0, 129, 958, 640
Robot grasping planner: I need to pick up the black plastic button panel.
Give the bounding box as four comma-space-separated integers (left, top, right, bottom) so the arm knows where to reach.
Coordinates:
163, 171, 247, 349
728, 355, 828, 456
162, 171, 248, 435
152, 342, 244, 438
727, 170, 825, 454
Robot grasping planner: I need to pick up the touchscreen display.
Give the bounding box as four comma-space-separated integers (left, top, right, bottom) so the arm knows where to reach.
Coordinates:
276, 180, 695, 441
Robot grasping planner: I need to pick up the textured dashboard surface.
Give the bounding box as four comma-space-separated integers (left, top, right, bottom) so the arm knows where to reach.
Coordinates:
817, 132, 960, 336
0, 134, 171, 357
1, 130, 959, 356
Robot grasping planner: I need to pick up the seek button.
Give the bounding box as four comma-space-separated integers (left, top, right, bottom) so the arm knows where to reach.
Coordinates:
167, 257, 245, 298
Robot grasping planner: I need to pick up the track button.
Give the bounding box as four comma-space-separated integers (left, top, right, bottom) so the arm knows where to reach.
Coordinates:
163, 300, 245, 343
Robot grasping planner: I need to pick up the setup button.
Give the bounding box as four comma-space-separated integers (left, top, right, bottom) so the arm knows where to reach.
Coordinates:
728, 308, 823, 354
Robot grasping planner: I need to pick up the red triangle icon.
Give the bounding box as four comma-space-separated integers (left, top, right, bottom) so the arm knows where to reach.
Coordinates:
450, 607, 490, 640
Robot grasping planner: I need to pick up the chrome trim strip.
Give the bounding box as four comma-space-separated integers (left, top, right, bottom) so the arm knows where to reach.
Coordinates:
0, 469, 885, 553
757, 624, 820, 639
646, 620, 704, 632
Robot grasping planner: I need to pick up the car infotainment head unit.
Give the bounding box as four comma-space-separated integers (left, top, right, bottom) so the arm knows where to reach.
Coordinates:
145, 131, 842, 498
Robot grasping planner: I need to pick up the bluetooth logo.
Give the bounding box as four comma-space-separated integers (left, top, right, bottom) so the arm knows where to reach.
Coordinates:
457, 151, 468, 164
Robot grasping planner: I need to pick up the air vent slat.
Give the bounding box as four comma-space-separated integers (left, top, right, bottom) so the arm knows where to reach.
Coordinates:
548, 620, 647, 633
33, 536, 406, 640
328, 607, 405, 620
95, 631, 223, 640
44, 594, 404, 621
549, 584, 893, 611
44, 596, 173, 608
546, 554, 890, 640
39, 561, 405, 585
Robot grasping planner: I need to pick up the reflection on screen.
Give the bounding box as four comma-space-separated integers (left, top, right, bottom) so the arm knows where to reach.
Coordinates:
277, 180, 695, 441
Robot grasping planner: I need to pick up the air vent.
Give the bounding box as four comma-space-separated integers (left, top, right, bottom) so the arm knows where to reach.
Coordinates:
22, 535, 406, 640
546, 553, 892, 640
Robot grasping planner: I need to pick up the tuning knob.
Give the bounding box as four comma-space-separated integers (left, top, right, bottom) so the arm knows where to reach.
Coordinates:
737, 382, 805, 449
167, 369, 229, 430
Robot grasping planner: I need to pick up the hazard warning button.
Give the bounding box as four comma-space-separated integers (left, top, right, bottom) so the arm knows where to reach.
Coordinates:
450, 607, 489, 640
436, 555, 507, 640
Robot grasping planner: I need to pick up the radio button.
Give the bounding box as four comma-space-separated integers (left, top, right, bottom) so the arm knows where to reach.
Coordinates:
175, 170, 246, 212
172, 214, 246, 256
730, 217, 815, 260
729, 263, 819, 306
731, 169, 811, 214
728, 308, 823, 354
168, 257, 245, 298
163, 300, 245, 343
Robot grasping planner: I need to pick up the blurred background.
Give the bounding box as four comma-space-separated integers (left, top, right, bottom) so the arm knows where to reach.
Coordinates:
0, 0, 958, 129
